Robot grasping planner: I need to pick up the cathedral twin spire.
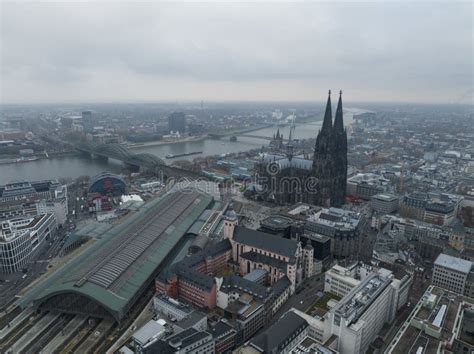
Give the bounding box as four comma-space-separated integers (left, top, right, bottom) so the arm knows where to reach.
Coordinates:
322, 89, 344, 134
312, 90, 348, 207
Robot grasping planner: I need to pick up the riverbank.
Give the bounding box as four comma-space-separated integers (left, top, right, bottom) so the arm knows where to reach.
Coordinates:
0, 150, 81, 166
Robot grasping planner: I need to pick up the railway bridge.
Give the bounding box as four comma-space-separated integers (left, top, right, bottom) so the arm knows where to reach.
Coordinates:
75, 143, 202, 179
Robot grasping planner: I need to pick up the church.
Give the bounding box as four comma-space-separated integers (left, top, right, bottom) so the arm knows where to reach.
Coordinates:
255, 90, 348, 207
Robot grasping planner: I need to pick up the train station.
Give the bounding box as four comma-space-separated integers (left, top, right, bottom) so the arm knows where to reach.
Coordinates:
17, 190, 214, 323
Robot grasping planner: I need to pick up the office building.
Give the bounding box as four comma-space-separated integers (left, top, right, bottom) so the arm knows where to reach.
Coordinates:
0, 180, 68, 225
153, 294, 193, 321
82, 110, 93, 133
400, 192, 461, 226
132, 320, 167, 353
324, 264, 363, 298
452, 305, 474, 354
146, 328, 215, 354
168, 112, 186, 134
386, 286, 474, 354
324, 262, 412, 310
208, 320, 237, 354
330, 273, 397, 354
305, 207, 363, 260
0, 213, 57, 273
432, 253, 472, 295
370, 193, 399, 214
346, 173, 390, 200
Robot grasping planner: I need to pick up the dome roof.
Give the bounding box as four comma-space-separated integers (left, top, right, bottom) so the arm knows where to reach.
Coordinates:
225, 204, 238, 220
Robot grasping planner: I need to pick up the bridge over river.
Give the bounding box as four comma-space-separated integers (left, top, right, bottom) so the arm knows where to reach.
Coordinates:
75, 143, 202, 179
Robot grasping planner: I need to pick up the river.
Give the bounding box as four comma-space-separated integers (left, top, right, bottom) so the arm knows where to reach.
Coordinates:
0, 114, 354, 184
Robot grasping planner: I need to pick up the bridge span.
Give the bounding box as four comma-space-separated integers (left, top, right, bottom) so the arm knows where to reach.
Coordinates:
75, 143, 202, 179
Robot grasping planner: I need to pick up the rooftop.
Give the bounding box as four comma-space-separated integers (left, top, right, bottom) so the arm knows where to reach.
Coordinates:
220, 275, 271, 300
132, 320, 165, 345
434, 253, 472, 274
243, 269, 268, 283
18, 190, 213, 322
260, 215, 294, 230
249, 311, 308, 353
372, 193, 399, 202
289, 336, 337, 354
262, 153, 313, 171
334, 273, 391, 325
387, 286, 474, 354
307, 207, 361, 231
242, 251, 293, 271
233, 226, 298, 258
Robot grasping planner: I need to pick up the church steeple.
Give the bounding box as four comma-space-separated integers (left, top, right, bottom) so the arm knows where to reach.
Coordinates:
321, 90, 333, 132
334, 90, 344, 133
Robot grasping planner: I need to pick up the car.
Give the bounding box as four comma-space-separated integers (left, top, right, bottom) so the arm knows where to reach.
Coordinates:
22, 274, 27, 279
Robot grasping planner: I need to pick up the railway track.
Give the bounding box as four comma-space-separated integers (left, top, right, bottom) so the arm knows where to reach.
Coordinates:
75, 319, 116, 354
24, 313, 74, 353
0, 306, 21, 330
59, 317, 101, 353
0, 311, 48, 353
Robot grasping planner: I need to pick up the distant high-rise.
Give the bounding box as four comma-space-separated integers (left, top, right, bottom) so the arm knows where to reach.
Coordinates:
168, 112, 186, 134
82, 110, 93, 133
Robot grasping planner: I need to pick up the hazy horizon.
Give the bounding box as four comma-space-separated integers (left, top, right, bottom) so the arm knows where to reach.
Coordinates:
1, 1, 473, 105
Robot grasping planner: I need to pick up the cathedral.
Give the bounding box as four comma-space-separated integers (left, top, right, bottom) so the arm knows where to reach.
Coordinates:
255, 90, 348, 207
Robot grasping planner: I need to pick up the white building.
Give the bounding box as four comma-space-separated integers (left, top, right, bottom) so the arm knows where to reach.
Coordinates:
153, 294, 193, 321
0, 180, 68, 226
432, 253, 472, 295
0, 213, 57, 273
132, 319, 167, 353
36, 197, 68, 226
370, 193, 399, 214
329, 274, 397, 354
324, 262, 412, 308
324, 264, 362, 298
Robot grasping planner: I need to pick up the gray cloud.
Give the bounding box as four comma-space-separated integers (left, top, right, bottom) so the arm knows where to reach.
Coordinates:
1, 1, 472, 104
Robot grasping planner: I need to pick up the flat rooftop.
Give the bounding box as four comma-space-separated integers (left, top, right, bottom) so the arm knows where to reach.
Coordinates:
387, 286, 474, 354
334, 273, 391, 325
434, 253, 472, 274
307, 207, 361, 231
372, 193, 398, 202
290, 336, 337, 354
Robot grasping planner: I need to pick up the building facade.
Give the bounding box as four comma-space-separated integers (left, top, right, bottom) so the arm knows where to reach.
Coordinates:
370, 193, 399, 214
0, 180, 68, 226
432, 253, 472, 295
168, 112, 186, 134
329, 274, 397, 354
305, 207, 363, 260
0, 213, 57, 273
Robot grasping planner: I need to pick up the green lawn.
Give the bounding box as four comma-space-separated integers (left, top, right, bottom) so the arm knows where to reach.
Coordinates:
310, 292, 342, 312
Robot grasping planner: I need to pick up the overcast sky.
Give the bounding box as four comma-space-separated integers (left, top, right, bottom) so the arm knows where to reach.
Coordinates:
1, 1, 472, 104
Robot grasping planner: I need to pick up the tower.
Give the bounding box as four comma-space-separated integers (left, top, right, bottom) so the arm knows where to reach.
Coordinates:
223, 207, 238, 240
311, 89, 347, 207
312, 90, 335, 207
332, 90, 348, 207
